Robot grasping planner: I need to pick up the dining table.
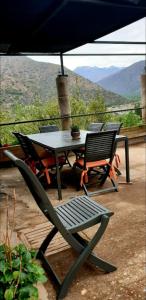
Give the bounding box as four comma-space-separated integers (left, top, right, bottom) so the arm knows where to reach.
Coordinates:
28, 130, 130, 200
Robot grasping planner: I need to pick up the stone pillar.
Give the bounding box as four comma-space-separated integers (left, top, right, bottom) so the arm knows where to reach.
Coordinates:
140, 73, 146, 123
56, 75, 71, 130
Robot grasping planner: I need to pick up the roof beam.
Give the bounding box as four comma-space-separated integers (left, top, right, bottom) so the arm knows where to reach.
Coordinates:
72, 0, 146, 9
91, 41, 146, 45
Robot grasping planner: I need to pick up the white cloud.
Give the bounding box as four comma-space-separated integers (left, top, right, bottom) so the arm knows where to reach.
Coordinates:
29, 17, 146, 70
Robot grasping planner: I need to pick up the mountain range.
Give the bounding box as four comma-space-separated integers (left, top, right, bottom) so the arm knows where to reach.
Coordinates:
74, 61, 145, 98
97, 60, 145, 97
74, 66, 123, 82
0, 56, 127, 107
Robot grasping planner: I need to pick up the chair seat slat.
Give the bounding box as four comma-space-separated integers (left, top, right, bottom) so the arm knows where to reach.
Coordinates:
71, 196, 102, 216
73, 198, 97, 216
56, 206, 79, 226
55, 209, 73, 227
67, 201, 93, 218
80, 196, 108, 213
60, 204, 85, 223
63, 204, 87, 222
76, 198, 102, 215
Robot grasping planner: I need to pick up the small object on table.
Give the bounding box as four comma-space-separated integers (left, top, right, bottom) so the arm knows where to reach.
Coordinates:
71, 125, 80, 139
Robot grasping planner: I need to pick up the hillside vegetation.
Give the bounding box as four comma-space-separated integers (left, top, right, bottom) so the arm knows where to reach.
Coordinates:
0, 56, 127, 107
0, 95, 143, 145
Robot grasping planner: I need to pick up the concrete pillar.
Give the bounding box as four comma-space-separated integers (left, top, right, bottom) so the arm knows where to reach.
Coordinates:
140, 73, 146, 123
56, 75, 71, 130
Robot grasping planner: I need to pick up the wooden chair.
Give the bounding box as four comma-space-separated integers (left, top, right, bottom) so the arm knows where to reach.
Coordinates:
13, 132, 66, 187
74, 122, 104, 159
39, 125, 72, 167
103, 122, 123, 134
73, 130, 118, 196
88, 122, 104, 132
4, 149, 117, 300
39, 125, 59, 133
103, 123, 123, 176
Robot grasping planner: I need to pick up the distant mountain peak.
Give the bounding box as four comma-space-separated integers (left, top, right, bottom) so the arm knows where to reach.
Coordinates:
74, 65, 124, 82
98, 60, 145, 97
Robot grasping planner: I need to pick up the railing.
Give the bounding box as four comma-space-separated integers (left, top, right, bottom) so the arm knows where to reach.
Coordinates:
0, 106, 144, 145
0, 107, 143, 127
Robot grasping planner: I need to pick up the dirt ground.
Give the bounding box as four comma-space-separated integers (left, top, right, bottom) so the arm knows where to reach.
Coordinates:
0, 143, 145, 300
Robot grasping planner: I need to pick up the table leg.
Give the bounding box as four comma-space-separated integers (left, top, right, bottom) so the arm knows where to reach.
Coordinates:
124, 137, 130, 183
55, 152, 62, 200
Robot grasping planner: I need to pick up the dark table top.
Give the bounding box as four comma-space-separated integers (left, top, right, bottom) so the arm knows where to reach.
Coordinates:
28, 130, 127, 152
28, 130, 89, 152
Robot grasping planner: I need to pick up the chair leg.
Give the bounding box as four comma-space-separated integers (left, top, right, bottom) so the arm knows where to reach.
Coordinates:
99, 167, 109, 187
98, 166, 118, 193
82, 181, 118, 197
36, 226, 58, 257
36, 218, 116, 299
110, 177, 118, 192
88, 252, 117, 272
82, 182, 89, 196
38, 248, 61, 289
114, 166, 122, 176
64, 151, 72, 167
36, 227, 62, 289
82, 164, 118, 196
57, 215, 116, 299
73, 233, 117, 272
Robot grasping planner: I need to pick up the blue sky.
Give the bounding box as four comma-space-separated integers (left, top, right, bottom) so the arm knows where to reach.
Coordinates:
29, 17, 146, 70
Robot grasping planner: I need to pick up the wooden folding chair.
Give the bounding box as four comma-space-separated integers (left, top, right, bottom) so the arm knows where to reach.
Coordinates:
13, 132, 66, 187
74, 122, 104, 159
73, 130, 118, 196
103, 123, 123, 176
103, 122, 123, 134
4, 150, 117, 300
88, 122, 104, 132
39, 125, 72, 167
39, 124, 59, 133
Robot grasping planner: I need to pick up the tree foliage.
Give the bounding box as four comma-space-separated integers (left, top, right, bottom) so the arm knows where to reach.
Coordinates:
118, 111, 142, 127
70, 97, 87, 128
87, 95, 109, 123
0, 95, 143, 145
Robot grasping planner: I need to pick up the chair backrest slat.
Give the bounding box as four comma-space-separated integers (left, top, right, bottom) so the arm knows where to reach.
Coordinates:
103, 123, 122, 134
39, 125, 59, 133
85, 130, 117, 163
87, 123, 104, 132
13, 132, 41, 161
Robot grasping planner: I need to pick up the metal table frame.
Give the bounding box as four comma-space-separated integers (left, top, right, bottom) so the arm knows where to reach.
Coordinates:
116, 134, 130, 184
28, 130, 130, 200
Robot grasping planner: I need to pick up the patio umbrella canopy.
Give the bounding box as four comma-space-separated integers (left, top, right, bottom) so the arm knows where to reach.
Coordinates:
0, 0, 146, 54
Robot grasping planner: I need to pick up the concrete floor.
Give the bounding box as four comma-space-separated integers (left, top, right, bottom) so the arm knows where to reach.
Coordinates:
0, 143, 145, 300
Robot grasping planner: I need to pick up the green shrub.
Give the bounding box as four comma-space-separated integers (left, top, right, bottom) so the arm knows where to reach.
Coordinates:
118, 111, 142, 127
0, 243, 47, 300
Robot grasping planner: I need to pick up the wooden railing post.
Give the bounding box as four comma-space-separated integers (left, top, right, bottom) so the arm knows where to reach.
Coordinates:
56, 75, 71, 130
140, 73, 146, 124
